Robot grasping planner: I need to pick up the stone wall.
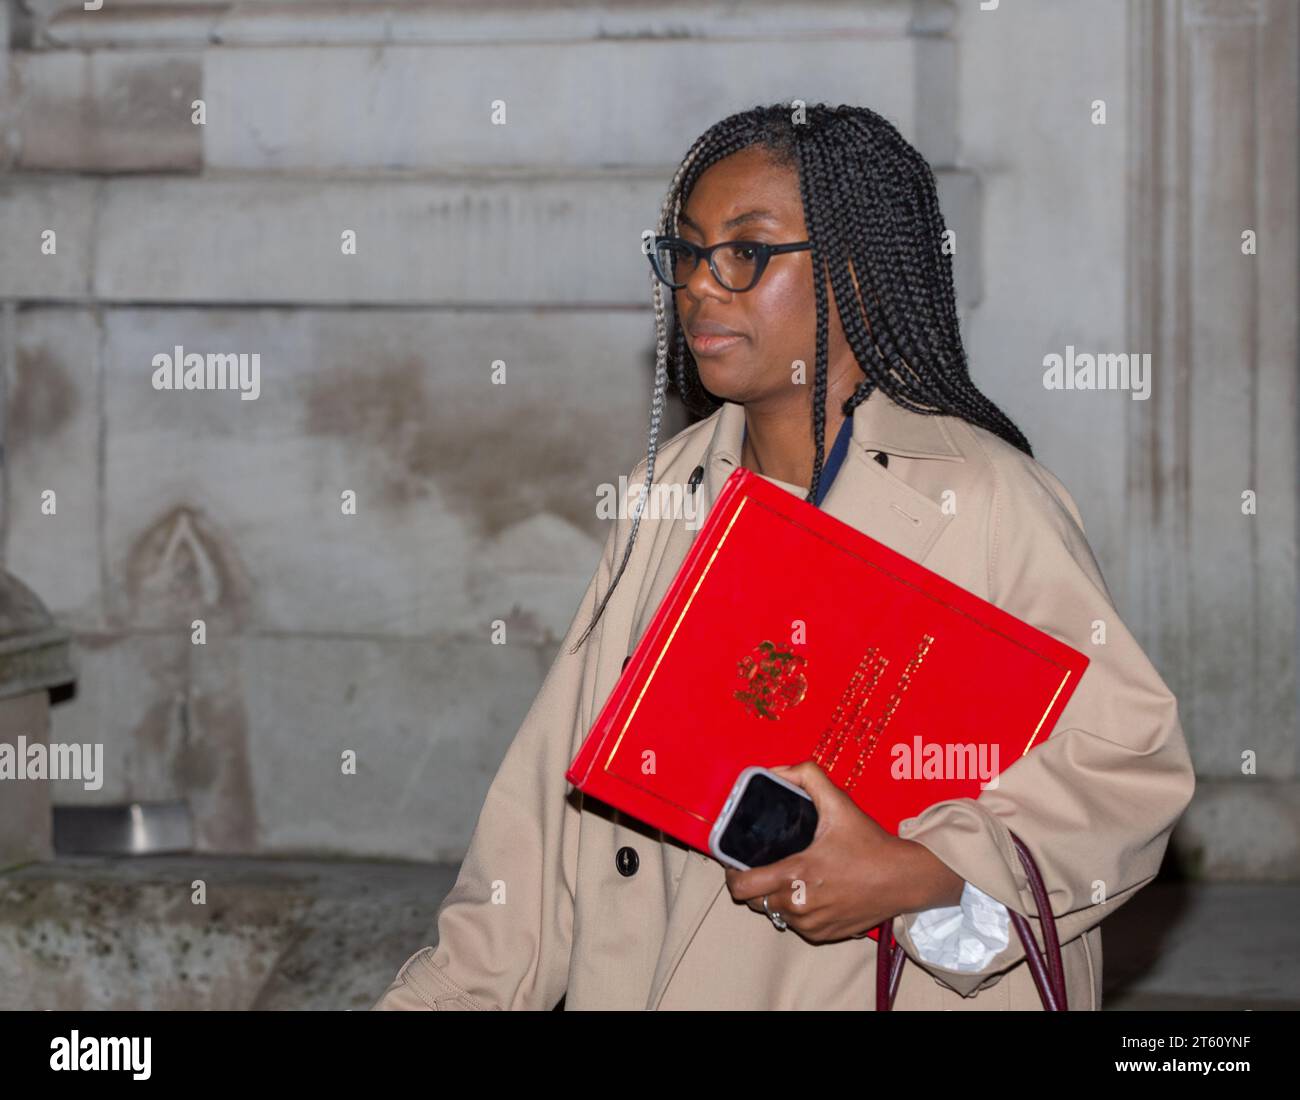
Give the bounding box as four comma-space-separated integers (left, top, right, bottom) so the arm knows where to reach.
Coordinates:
0, 0, 1294, 873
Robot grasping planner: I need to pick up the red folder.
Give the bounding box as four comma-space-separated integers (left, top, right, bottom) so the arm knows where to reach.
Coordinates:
566, 466, 1089, 868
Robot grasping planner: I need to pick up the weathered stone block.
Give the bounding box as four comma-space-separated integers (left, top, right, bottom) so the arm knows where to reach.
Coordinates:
13, 50, 201, 172
2, 307, 102, 629
98, 306, 651, 638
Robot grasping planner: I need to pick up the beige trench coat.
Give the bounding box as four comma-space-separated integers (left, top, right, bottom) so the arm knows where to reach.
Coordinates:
372, 389, 1196, 1011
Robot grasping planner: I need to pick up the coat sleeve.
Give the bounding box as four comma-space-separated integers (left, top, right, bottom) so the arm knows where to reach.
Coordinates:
889, 449, 1196, 998
371, 515, 622, 1010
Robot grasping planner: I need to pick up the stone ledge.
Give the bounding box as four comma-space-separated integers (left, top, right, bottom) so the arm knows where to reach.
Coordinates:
0, 854, 456, 1009
28, 0, 941, 49
0, 570, 74, 701
2, 857, 1295, 1009
5, 37, 938, 173
0, 170, 980, 306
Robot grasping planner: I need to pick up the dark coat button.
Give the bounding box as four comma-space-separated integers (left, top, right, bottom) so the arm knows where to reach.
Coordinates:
615, 846, 639, 876
687, 465, 705, 494
874, 451, 889, 468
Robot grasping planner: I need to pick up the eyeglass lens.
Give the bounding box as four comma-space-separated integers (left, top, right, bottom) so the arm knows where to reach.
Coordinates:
656, 240, 761, 291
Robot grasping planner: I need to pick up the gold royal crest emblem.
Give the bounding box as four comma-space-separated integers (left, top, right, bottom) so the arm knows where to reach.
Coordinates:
733, 640, 809, 720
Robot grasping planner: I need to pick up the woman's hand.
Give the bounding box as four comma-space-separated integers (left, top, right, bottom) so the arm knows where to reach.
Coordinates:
722, 760, 966, 942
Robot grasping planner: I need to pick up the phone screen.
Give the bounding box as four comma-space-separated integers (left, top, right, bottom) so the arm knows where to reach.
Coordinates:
717, 773, 818, 869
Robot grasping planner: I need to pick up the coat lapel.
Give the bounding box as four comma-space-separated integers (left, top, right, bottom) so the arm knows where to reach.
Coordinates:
644, 389, 966, 1008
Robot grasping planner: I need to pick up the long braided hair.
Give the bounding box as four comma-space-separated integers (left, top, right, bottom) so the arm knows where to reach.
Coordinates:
570, 102, 1032, 652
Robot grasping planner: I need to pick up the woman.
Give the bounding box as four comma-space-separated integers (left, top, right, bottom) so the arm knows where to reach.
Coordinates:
373, 103, 1195, 1010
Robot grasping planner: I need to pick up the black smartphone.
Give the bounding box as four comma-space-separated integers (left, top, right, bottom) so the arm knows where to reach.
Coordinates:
708, 766, 819, 871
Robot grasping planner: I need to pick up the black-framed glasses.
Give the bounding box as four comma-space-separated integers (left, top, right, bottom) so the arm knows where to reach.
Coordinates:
649, 235, 811, 292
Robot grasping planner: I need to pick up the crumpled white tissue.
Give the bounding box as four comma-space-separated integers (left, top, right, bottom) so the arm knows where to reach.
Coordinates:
905, 880, 1011, 973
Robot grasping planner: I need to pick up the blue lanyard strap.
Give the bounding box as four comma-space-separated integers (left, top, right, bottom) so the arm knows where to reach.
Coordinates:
741, 410, 855, 507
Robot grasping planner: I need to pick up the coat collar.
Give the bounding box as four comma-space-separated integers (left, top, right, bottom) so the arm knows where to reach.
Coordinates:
643, 387, 965, 1008
704, 385, 966, 472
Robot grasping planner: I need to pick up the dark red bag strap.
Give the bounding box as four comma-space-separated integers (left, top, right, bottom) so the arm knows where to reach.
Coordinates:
875, 829, 1067, 1010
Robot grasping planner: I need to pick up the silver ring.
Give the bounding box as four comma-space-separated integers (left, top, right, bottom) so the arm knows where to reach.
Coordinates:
763, 894, 787, 931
